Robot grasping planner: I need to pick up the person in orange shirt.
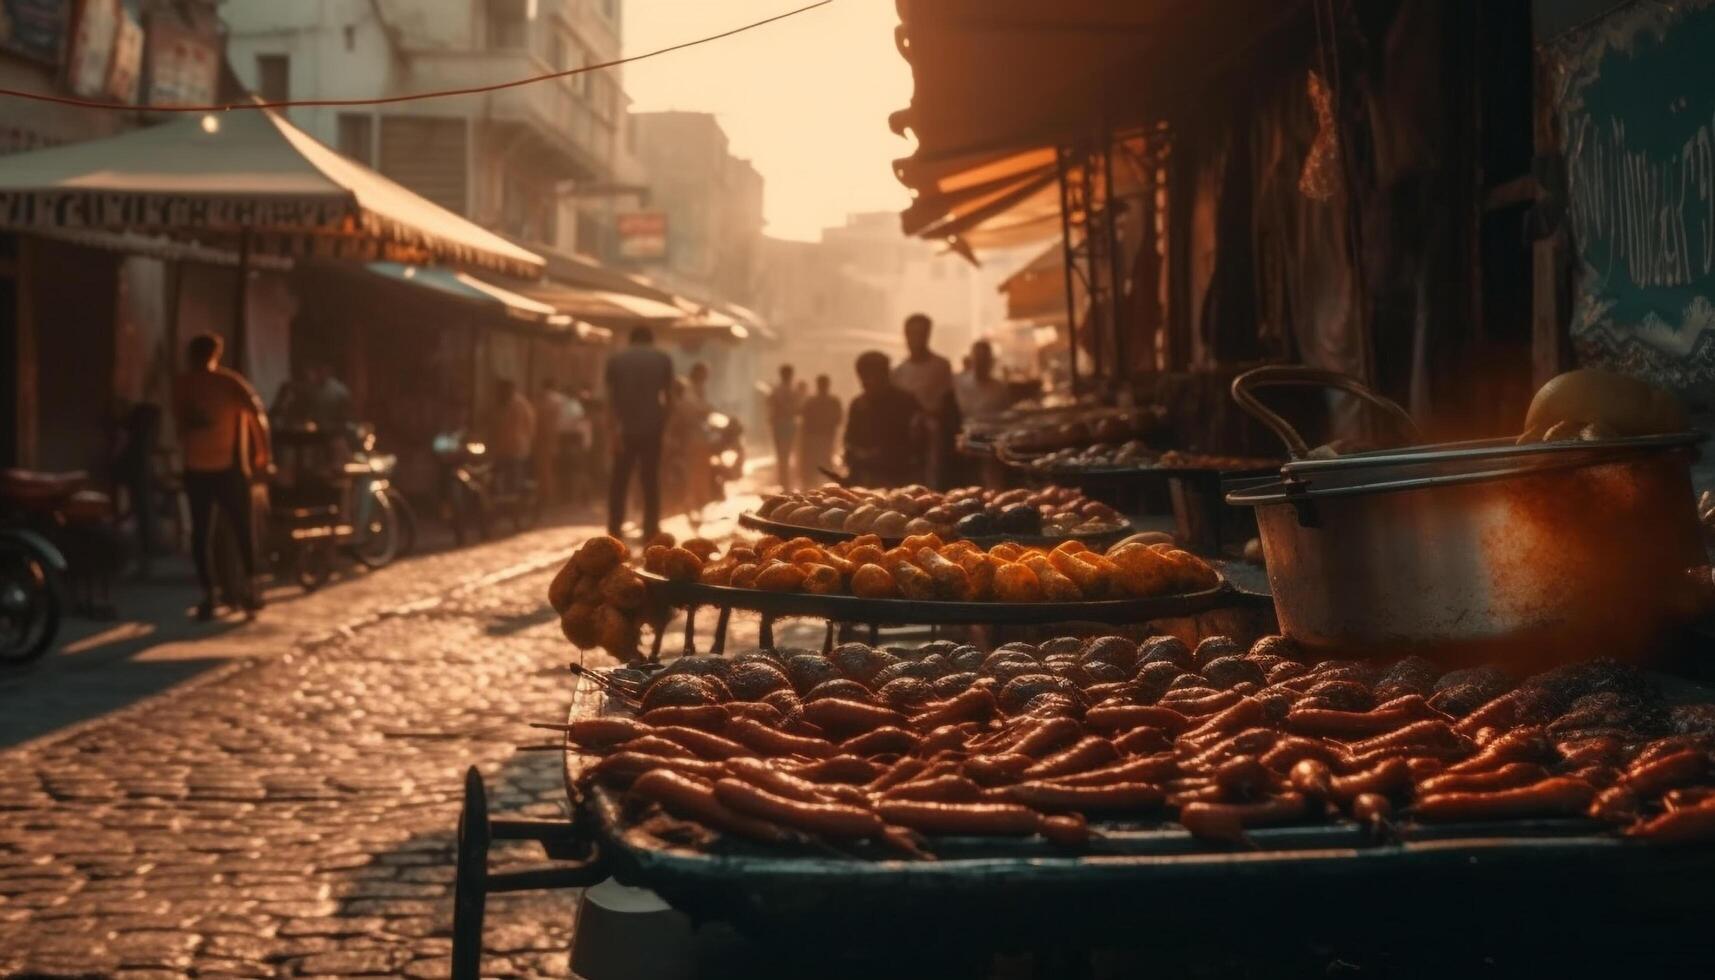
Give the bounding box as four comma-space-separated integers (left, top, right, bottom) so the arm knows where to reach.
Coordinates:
171, 333, 271, 620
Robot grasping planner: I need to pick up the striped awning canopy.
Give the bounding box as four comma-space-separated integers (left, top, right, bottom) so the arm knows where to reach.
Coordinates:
0, 105, 543, 279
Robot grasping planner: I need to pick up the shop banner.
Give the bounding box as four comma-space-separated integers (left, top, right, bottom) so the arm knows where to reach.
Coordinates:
616, 211, 668, 262
144, 15, 218, 107
0, 0, 69, 64
67, 0, 119, 98
1550, 0, 1715, 393
106, 6, 142, 104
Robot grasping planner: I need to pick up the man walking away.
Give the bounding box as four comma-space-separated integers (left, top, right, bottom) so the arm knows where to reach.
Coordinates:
172, 333, 271, 620
765, 364, 800, 490
844, 351, 924, 489
490, 379, 536, 496
605, 326, 675, 539
891, 313, 956, 488
797, 373, 842, 488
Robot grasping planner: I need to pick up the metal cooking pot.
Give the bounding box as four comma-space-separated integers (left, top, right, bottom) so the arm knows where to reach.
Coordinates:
1226, 366, 1711, 667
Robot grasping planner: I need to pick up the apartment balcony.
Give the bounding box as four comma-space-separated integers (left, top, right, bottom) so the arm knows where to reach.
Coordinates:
402, 48, 614, 183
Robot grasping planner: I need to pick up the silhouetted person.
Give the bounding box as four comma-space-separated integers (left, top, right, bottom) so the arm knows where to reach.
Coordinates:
798, 373, 842, 487
605, 326, 675, 539
891, 313, 956, 487
954, 339, 1011, 421
765, 364, 800, 490
172, 333, 271, 620
844, 351, 923, 488
490, 378, 535, 495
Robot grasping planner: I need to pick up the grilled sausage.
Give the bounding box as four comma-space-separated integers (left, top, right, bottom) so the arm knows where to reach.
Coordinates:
1179, 792, 1310, 841
879, 774, 984, 803
629, 770, 797, 844
1021, 736, 1118, 780
1328, 757, 1412, 802
1047, 752, 1180, 787
725, 757, 867, 807
1259, 736, 1353, 773
591, 752, 728, 786
567, 717, 652, 749
1002, 781, 1165, 813
801, 698, 909, 737
613, 735, 697, 760
875, 800, 1044, 836
1112, 726, 1173, 756
1439, 726, 1549, 775
1413, 777, 1595, 823
963, 753, 1037, 787
713, 778, 885, 839
840, 726, 921, 757
790, 754, 885, 784
638, 705, 730, 732
1083, 704, 1191, 734
865, 756, 930, 793
1010, 717, 1085, 758
910, 687, 997, 731
1179, 698, 1267, 744
1625, 799, 1715, 842
651, 726, 750, 761
1621, 749, 1709, 798
725, 716, 835, 759
1417, 762, 1550, 796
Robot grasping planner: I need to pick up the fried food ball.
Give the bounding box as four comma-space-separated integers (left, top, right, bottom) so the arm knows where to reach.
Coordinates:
850, 563, 900, 599
843, 504, 881, 533
547, 559, 580, 613
595, 605, 640, 659
805, 678, 876, 703
1021, 554, 1083, 601
992, 561, 1044, 602
846, 544, 888, 568
801, 563, 843, 595
900, 532, 946, 554
1048, 549, 1112, 599
642, 545, 670, 574
829, 642, 896, 684
573, 535, 629, 576
877, 677, 937, 711
871, 511, 910, 538
598, 566, 647, 611
560, 601, 600, 648
640, 674, 720, 712
727, 661, 794, 701
753, 534, 783, 555
755, 562, 809, 593
1052, 540, 1091, 556
756, 494, 788, 517
681, 538, 719, 561
660, 547, 704, 583
785, 654, 842, 694
955, 551, 998, 600
888, 559, 939, 600
1136, 635, 1194, 670
727, 546, 759, 565
728, 562, 763, 590
989, 542, 1024, 562
915, 547, 972, 600
763, 536, 817, 562
1162, 549, 1221, 591
699, 559, 736, 586
846, 533, 884, 552
645, 531, 676, 550
572, 571, 602, 604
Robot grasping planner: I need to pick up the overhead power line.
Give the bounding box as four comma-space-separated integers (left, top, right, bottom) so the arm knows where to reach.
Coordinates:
0, 0, 833, 113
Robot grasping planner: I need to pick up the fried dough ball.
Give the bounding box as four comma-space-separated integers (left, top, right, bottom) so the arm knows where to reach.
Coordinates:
727, 661, 794, 701
789, 546, 831, 566
595, 605, 640, 658
548, 559, 580, 612
888, 560, 938, 600
844, 504, 881, 533
956, 551, 998, 600
992, 562, 1044, 602
1022, 554, 1083, 601
1048, 549, 1111, 599
729, 563, 763, 590
872, 511, 910, 538
640, 674, 721, 712
699, 559, 736, 586
915, 547, 973, 600
1163, 549, 1221, 591
846, 544, 887, 568
560, 601, 600, 648
599, 566, 647, 611
753, 535, 783, 555
642, 545, 670, 574
681, 538, 719, 561
900, 532, 946, 554
851, 563, 900, 599
846, 533, 884, 552
755, 562, 809, 593
573, 535, 629, 576
660, 547, 704, 583
801, 563, 843, 595
989, 542, 1025, 562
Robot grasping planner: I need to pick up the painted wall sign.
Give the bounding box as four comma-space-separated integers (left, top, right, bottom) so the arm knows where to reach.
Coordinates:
1550, 0, 1715, 393
0, 0, 69, 64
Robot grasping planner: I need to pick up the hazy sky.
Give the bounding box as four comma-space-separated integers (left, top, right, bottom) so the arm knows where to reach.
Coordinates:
620, 0, 915, 241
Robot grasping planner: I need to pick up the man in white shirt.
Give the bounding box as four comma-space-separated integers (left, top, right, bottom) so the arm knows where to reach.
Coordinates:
891, 313, 956, 487
953, 339, 1012, 421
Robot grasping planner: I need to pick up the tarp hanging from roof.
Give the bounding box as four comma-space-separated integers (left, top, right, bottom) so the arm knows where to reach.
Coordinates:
0, 105, 543, 278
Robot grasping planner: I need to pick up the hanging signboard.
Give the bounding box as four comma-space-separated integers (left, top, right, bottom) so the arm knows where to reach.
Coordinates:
0, 0, 70, 64
1548, 0, 1715, 394
615, 211, 668, 262
105, 5, 143, 104
67, 0, 119, 98
144, 14, 218, 108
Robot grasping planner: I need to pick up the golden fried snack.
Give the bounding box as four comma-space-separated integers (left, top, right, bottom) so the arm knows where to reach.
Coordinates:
699, 558, 737, 587
1022, 554, 1084, 601
643, 545, 670, 574
992, 561, 1044, 602
801, 563, 843, 595
989, 542, 1025, 562
847, 533, 884, 552
939, 540, 980, 561
846, 544, 887, 568
548, 559, 579, 613
596, 605, 640, 659
729, 562, 763, 590
886, 559, 939, 600
872, 511, 910, 538
681, 538, 719, 561
645, 531, 676, 551
1052, 540, 1091, 556
756, 495, 788, 517
755, 562, 809, 593
1162, 549, 1220, 591
661, 547, 704, 583
1049, 549, 1113, 599
1108, 544, 1177, 597
899, 532, 946, 555
573, 535, 629, 576
851, 563, 900, 599
599, 566, 647, 611
727, 546, 759, 565
789, 546, 832, 566
955, 551, 998, 600
916, 547, 973, 600
815, 552, 858, 579
754, 534, 784, 555
763, 536, 817, 562
882, 545, 917, 567
843, 505, 881, 533
560, 601, 600, 647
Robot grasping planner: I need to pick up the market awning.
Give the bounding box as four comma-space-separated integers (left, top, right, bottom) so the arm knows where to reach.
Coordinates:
0, 105, 543, 278
365, 262, 600, 342
1000, 239, 1083, 322
501, 276, 688, 327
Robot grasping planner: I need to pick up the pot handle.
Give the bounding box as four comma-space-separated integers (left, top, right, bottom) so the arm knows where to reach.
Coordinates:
1231, 366, 1420, 458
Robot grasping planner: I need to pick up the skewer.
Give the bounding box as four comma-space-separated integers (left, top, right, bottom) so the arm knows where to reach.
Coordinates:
566, 662, 643, 704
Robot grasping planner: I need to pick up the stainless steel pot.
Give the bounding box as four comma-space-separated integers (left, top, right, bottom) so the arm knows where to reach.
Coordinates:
1226, 366, 1711, 667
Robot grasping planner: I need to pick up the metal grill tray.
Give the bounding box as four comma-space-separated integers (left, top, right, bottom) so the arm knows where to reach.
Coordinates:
637, 569, 1233, 625
735, 510, 1133, 552
561, 675, 1715, 950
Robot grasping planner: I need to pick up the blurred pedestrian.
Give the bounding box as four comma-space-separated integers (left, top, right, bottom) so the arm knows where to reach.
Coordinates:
490, 379, 536, 495
556, 387, 593, 505
798, 373, 842, 487
605, 326, 675, 539
172, 333, 271, 620
534, 380, 568, 504
891, 313, 957, 487
765, 364, 800, 490
954, 339, 1012, 421
673, 363, 719, 526
844, 351, 923, 488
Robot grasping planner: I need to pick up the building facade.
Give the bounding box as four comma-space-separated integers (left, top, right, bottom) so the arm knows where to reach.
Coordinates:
223, 0, 636, 256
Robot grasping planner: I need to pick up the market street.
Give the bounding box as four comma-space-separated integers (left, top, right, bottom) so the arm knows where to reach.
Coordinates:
0, 497, 759, 980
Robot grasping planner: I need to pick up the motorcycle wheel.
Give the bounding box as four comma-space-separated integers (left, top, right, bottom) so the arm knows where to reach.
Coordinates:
0, 541, 60, 665
385, 487, 418, 558
351, 488, 400, 569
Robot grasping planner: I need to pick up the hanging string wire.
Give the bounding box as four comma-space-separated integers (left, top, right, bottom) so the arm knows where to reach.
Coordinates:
0, 0, 832, 113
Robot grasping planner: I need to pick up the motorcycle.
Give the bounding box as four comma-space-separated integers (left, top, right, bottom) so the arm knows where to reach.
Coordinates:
431, 429, 538, 546
0, 527, 65, 665
346, 423, 415, 566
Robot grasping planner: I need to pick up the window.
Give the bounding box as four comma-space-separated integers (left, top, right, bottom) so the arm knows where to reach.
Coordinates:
487, 0, 529, 50
255, 54, 289, 103
337, 114, 374, 167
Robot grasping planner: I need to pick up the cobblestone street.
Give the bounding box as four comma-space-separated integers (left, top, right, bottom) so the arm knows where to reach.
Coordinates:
0, 499, 759, 980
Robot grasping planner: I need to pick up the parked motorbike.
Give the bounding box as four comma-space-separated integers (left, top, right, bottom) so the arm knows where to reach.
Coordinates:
0, 468, 122, 617
254, 425, 399, 591
431, 429, 538, 546
346, 423, 415, 566
0, 527, 65, 665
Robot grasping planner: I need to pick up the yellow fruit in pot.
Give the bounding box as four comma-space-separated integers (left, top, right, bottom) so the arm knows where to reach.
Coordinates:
1523, 368, 1686, 437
